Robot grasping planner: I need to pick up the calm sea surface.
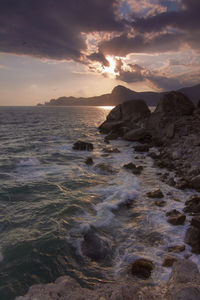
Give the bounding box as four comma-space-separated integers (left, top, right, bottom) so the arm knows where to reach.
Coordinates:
0, 106, 199, 300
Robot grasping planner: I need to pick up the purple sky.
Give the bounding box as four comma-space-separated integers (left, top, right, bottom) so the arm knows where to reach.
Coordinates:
0, 0, 199, 105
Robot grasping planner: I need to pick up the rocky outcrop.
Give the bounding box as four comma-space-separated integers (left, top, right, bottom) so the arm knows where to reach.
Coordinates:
16, 259, 200, 300
131, 258, 154, 279
99, 91, 200, 192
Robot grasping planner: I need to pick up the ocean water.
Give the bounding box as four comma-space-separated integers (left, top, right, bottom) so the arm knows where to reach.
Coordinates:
0, 106, 199, 300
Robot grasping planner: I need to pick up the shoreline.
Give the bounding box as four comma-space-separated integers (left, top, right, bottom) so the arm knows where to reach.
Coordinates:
15, 92, 200, 299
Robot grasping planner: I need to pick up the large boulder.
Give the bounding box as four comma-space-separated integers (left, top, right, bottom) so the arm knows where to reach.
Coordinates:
155, 91, 195, 117
81, 230, 112, 262
166, 259, 200, 300
124, 128, 151, 142
99, 99, 150, 135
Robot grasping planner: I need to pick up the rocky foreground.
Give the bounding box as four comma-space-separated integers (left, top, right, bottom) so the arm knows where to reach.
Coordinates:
16, 92, 200, 299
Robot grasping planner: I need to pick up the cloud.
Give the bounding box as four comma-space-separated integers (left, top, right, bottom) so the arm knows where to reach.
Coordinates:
0, 0, 123, 60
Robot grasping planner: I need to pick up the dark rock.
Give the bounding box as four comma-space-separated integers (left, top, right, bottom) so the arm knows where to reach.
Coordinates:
162, 255, 178, 267
123, 163, 143, 175
85, 157, 93, 165
175, 178, 189, 190
154, 91, 195, 117
185, 216, 200, 253
167, 245, 185, 253
99, 120, 124, 134
94, 163, 117, 175
167, 177, 176, 186
106, 104, 122, 121
104, 133, 119, 142
166, 123, 175, 138
167, 214, 186, 225
131, 258, 154, 279
134, 144, 149, 152
191, 175, 200, 191
166, 209, 181, 217
154, 200, 166, 207
167, 259, 200, 300
184, 195, 200, 213
81, 230, 111, 262
103, 147, 120, 153
124, 128, 151, 142
146, 188, 164, 198
73, 140, 93, 151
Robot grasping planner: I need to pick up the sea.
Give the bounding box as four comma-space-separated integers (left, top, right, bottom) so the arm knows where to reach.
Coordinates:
0, 106, 199, 300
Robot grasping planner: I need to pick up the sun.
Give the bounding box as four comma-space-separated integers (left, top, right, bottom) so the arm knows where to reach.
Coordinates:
101, 56, 119, 78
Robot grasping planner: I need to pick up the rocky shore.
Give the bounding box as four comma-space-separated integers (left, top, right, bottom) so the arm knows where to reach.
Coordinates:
16, 92, 200, 299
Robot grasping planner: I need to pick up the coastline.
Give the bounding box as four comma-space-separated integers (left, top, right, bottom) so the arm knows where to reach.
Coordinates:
15, 92, 200, 299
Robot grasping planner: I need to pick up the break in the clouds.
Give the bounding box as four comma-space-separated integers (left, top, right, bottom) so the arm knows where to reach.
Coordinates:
0, 0, 200, 92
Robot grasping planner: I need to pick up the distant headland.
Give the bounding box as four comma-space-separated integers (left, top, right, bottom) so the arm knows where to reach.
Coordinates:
37, 83, 200, 107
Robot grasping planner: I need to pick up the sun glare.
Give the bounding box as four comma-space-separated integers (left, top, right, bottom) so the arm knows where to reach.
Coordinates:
102, 56, 119, 77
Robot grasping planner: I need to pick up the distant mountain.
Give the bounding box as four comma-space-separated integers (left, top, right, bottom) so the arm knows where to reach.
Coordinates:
38, 83, 200, 107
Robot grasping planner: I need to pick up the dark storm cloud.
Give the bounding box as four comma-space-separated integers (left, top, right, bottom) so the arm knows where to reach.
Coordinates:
100, 32, 184, 56
99, 0, 200, 57
0, 0, 123, 60
87, 52, 109, 66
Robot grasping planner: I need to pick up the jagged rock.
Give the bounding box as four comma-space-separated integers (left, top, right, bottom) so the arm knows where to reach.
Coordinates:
167, 245, 185, 253
73, 140, 93, 151
124, 128, 151, 142
120, 99, 151, 122
184, 195, 200, 213
134, 144, 150, 152
162, 255, 178, 267
166, 259, 200, 300
85, 157, 93, 165
95, 163, 117, 175
81, 230, 112, 262
185, 216, 200, 253
104, 132, 119, 142
131, 258, 154, 279
166, 123, 175, 138
147, 188, 164, 198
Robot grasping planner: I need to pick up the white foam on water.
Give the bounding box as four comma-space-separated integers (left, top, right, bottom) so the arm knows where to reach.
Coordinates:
17, 157, 40, 167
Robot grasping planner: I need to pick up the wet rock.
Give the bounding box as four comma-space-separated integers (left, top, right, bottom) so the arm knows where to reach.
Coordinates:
167, 177, 176, 187
104, 133, 119, 142
167, 245, 185, 253
184, 195, 200, 214
85, 157, 93, 165
190, 175, 200, 191
167, 214, 186, 226
154, 200, 166, 207
134, 144, 150, 152
166, 210, 186, 225
99, 120, 124, 134
73, 140, 93, 151
167, 259, 200, 300
124, 128, 151, 142
82, 230, 112, 262
103, 147, 120, 153
166, 209, 181, 217
95, 163, 117, 175
131, 258, 154, 279
123, 162, 143, 175
147, 188, 164, 198
162, 255, 178, 267
175, 178, 189, 190
185, 216, 200, 254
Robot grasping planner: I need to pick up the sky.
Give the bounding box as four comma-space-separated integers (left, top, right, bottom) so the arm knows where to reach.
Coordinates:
0, 0, 200, 105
